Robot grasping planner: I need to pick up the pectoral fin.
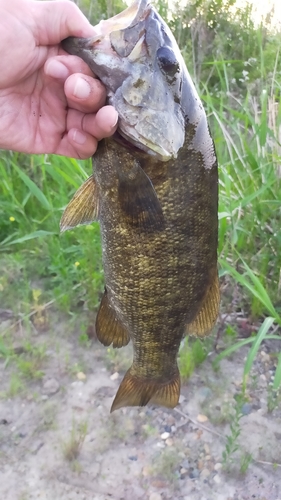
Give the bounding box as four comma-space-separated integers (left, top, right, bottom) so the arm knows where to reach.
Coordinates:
118, 163, 165, 232
96, 289, 130, 348
186, 270, 220, 337
60, 175, 99, 232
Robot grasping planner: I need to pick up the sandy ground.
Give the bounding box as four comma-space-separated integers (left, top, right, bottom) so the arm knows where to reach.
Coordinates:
1, 313, 281, 500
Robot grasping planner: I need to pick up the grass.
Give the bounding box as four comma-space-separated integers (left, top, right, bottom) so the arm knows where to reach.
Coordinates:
62, 418, 88, 462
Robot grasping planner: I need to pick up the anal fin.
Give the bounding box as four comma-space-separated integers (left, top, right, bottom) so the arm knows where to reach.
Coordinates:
111, 367, 180, 412
60, 174, 99, 232
96, 289, 130, 348
186, 268, 220, 337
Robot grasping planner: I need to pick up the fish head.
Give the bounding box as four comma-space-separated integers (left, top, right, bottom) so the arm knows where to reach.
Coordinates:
62, 0, 190, 161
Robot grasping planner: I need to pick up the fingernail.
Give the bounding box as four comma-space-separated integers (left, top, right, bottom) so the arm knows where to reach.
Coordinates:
73, 78, 91, 99
111, 111, 119, 128
45, 60, 69, 79
72, 130, 87, 145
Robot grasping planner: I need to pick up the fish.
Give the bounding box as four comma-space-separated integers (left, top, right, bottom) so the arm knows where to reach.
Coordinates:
60, 0, 220, 412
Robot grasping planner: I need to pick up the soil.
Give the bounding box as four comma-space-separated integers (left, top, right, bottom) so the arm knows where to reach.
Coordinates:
1, 312, 281, 500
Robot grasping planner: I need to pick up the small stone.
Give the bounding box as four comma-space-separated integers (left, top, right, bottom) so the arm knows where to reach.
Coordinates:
189, 468, 200, 479
160, 432, 170, 440
142, 466, 151, 477
241, 403, 252, 415
260, 374, 267, 381
179, 394, 185, 404
197, 414, 208, 423
214, 462, 222, 471
128, 455, 138, 461
180, 468, 188, 475
181, 459, 190, 469
163, 425, 172, 433
200, 468, 210, 479
213, 474, 221, 484
156, 442, 165, 448
76, 371, 86, 380
110, 372, 119, 381
197, 460, 204, 470
149, 493, 162, 500
205, 455, 211, 461
166, 438, 173, 446
42, 378, 60, 395
204, 444, 210, 454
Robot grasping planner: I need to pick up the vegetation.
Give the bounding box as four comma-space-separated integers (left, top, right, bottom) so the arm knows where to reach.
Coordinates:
1, 1, 281, 396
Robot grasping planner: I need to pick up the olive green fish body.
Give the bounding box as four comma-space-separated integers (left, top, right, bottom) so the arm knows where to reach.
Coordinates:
60, 0, 220, 411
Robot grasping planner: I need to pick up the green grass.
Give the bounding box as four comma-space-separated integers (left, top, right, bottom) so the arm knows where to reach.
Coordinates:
0, 152, 103, 314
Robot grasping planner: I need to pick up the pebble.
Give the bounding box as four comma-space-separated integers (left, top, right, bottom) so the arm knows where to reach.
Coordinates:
160, 432, 170, 440
110, 372, 119, 381
76, 372, 86, 380
214, 462, 222, 471
213, 474, 221, 484
149, 493, 162, 500
200, 468, 210, 479
197, 414, 208, 423
142, 466, 151, 477
163, 425, 172, 433
166, 438, 173, 446
156, 442, 165, 448
181, 459, 190, 469
241, 403, 252, 415
189, 468, 200, 479
204, 444, 210, 454
42, 378, 60, 395
179, 394, 186, 404
128, 455, 138, 461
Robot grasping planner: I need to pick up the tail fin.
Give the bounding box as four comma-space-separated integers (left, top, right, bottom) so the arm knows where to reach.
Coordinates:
110, 368, 180, 412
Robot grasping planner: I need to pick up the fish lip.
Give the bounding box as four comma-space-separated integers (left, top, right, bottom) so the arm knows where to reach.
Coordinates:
112, 131, 173, 161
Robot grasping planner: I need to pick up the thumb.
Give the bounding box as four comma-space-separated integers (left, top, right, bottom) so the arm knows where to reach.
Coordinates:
33, 0, 96, 45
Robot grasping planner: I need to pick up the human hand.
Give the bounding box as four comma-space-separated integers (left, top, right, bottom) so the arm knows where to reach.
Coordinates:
0, 0, 118, 159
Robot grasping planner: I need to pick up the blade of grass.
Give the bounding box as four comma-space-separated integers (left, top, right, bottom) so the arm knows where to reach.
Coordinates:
273, 352, 281, 391
242, 317, 275, 389
12, 162, 52, 211
219, 258, 281, 323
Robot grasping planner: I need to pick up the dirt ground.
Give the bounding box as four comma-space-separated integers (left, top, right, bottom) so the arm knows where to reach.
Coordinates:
1, 313, 281, 500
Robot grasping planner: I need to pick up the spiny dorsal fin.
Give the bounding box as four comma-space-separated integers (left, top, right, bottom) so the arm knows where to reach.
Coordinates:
96, 289, 130, 348
186, 269, 220, 337
118, 162, 165, 232
60, 175, 99, 232
111, 367, 180, 412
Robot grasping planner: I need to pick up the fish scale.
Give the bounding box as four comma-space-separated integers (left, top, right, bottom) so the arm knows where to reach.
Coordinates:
60, 0, 220, 412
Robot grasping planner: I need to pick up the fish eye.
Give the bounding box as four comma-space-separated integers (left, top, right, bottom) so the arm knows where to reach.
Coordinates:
157, 47, 179, 77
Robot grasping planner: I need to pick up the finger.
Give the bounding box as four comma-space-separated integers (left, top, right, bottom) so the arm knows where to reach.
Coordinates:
67, 106, 118, 141
65, 129, 99, 159
33, 0, 96, 45
84, 106, 119, 139
64, 74, 107, 114
44, 55, 94, 81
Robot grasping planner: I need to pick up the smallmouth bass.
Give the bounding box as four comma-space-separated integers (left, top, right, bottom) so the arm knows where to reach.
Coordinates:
60, 0, 220, 412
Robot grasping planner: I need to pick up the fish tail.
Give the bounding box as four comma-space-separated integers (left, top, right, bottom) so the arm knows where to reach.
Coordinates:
110, 368, 180, 412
